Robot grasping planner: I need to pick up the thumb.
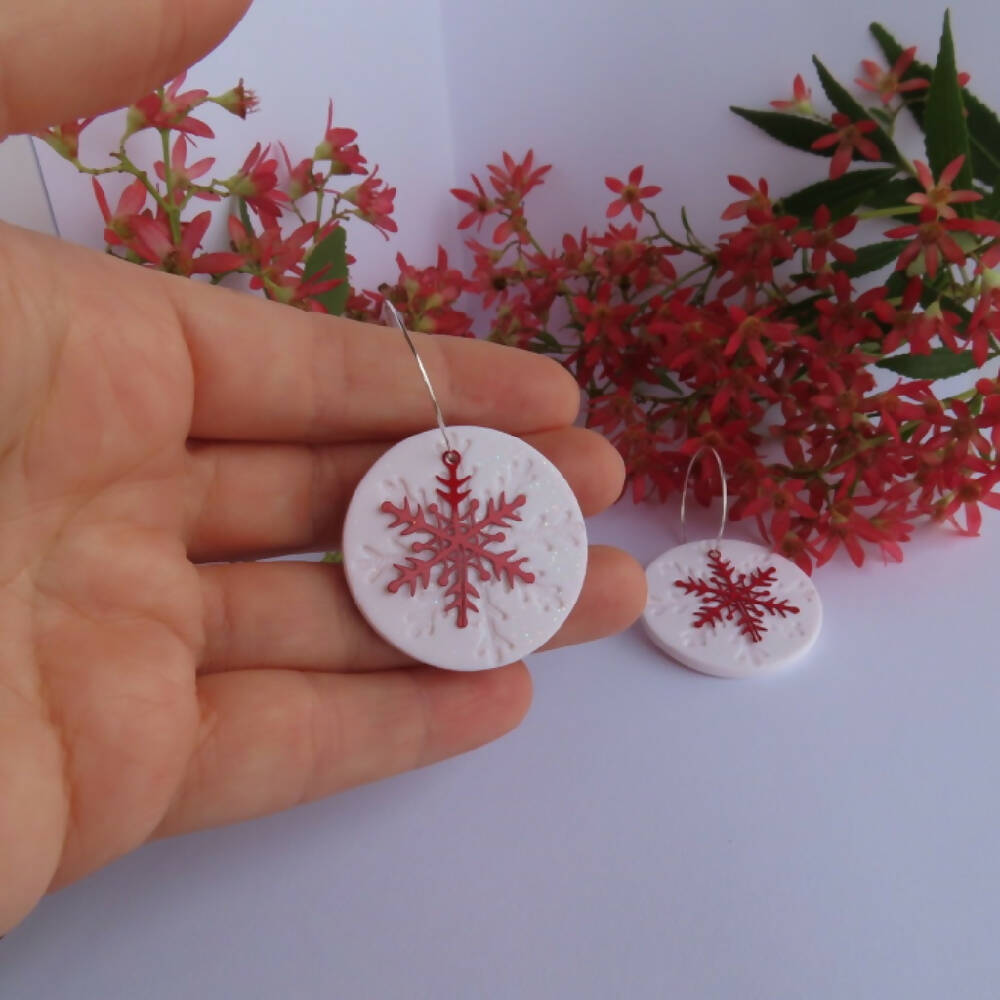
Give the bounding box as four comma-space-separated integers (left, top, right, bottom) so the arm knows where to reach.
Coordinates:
0, 0, 252, 137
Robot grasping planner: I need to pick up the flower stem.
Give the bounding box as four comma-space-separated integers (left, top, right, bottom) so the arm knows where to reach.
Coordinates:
157, 128, 182, 245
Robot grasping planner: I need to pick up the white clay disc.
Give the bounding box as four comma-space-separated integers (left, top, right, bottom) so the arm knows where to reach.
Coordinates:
643, 539, 821, 678
342, 426, 588, 671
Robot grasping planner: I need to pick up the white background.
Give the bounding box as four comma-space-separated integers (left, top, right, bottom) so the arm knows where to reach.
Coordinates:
4, 1, 1000, 997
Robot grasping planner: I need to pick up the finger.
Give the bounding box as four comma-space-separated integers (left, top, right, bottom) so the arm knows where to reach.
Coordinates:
185, 426, 625, 562
540, 544, 646, 650
0, 0, 251, 137
155, 663, 532, 837
197, 546, 644, 675
169, 276, 580, 441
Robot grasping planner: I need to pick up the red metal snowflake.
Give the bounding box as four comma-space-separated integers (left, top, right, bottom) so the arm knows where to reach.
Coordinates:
380, 449, 535, 628
674, 548, 800, 643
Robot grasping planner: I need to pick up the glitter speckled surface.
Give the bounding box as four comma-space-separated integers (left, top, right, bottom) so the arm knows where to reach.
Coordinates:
644, 539, 822, 678
342, 426, 588, 669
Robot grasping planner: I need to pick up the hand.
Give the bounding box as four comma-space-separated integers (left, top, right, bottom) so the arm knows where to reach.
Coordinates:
0, 0, 646, 934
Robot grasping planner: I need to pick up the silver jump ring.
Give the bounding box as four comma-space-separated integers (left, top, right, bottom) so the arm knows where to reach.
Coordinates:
679, 446, 728, 544
382, 300, 454, 455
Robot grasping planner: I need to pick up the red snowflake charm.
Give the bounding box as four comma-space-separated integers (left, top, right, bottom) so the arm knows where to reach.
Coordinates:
674, 548, 800, 643
380, 449, 536, 628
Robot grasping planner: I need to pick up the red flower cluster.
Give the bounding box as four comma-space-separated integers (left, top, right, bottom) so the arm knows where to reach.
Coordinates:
48, 17, 1000, 573
439, 128, 1000, 569
47, 82, 397, 310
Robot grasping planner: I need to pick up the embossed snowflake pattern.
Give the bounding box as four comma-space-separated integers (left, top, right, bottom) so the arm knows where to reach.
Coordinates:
674, 548, 800, 643
380, 449, 536, 628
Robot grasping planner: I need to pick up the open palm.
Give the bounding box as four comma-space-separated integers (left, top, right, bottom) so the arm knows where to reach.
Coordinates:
0, 0, 645, 934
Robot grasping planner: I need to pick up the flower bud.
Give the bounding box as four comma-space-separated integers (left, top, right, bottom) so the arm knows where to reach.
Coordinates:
212, 80, 259, 119
982, 267, 1000, 291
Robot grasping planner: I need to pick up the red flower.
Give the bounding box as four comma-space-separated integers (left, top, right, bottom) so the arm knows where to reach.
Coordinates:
127, 73, 213, 138
230, 218, 342, 311
575, 283, 634, 341
810, 113, 882, 179
975, 377, 1000, 453
131, 211, 244, 276
770, 74, 813, 112
279, 144, 325, 201
906, 156, 982, 219
871, 276, 925, 354
567, 283, 638, 382
855, 46, 930, 104
815, 492, 909, 567
939, 467, 1000, 536
451, 173, 496, 231
772, 529, 823, 576
490, 210, 527, 245
487, 150, 551, 201
604, 165, 662, 222
867, 380, 931, 441
681, 417, 760, 468
314, 101, 367, 175
92, 177, 147, 245
721, 176, 773, 222
154, 135, 217, 203
903, 302, 963, 355
723, 306, 795, 369
462, 239, 514, 307
37, 117, 94, 161
967, 284, 1000, 366
386, 248, 473, 336
225, 143, 288, 225
717, 207, 797, 299
736, 476, 819, 548
343, 166, 397, 237
792, 205, 857, 271
885, 208, 1000, 279
211, 78, 259, 119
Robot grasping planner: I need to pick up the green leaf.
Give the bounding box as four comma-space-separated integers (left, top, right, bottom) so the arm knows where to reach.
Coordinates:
653, 367, 683, 395
962, 92, 1000, 187
812, 56, 905, 167
940, 295, 973, 324
883, 270, 909, 300
870, 21, 1000, 187
303, 226, 350, 316
778, 167, 898, 219
321, 550, 343, 564
876, 347, 978, 380
836, 239, 909, 278
783, 293, 826, 324
859, 176, 923, 223
923, 11, 974, 198
730, 107, 835, 156
860, 176, 921, 209
978, 187, 1000, 221
869, 107, 895, 129
533, 329, 564, 353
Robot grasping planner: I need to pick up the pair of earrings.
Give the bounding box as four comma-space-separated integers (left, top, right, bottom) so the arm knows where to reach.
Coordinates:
341, 306, 821, 678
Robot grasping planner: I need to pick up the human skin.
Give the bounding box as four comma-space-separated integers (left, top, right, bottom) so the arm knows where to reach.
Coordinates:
0, 0, 646, 934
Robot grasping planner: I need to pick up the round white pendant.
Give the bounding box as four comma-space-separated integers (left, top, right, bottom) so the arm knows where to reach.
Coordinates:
342, 426, 588, 671
643, 539, 821, 678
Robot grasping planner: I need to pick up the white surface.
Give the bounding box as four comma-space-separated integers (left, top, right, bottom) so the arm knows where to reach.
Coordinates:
441, 1, 1000, 259
343, 426, 587, 670
644, 539, 822, 678
8, 0, 1000, 996
3, 503, 999, 999
0, 136, 56, 234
